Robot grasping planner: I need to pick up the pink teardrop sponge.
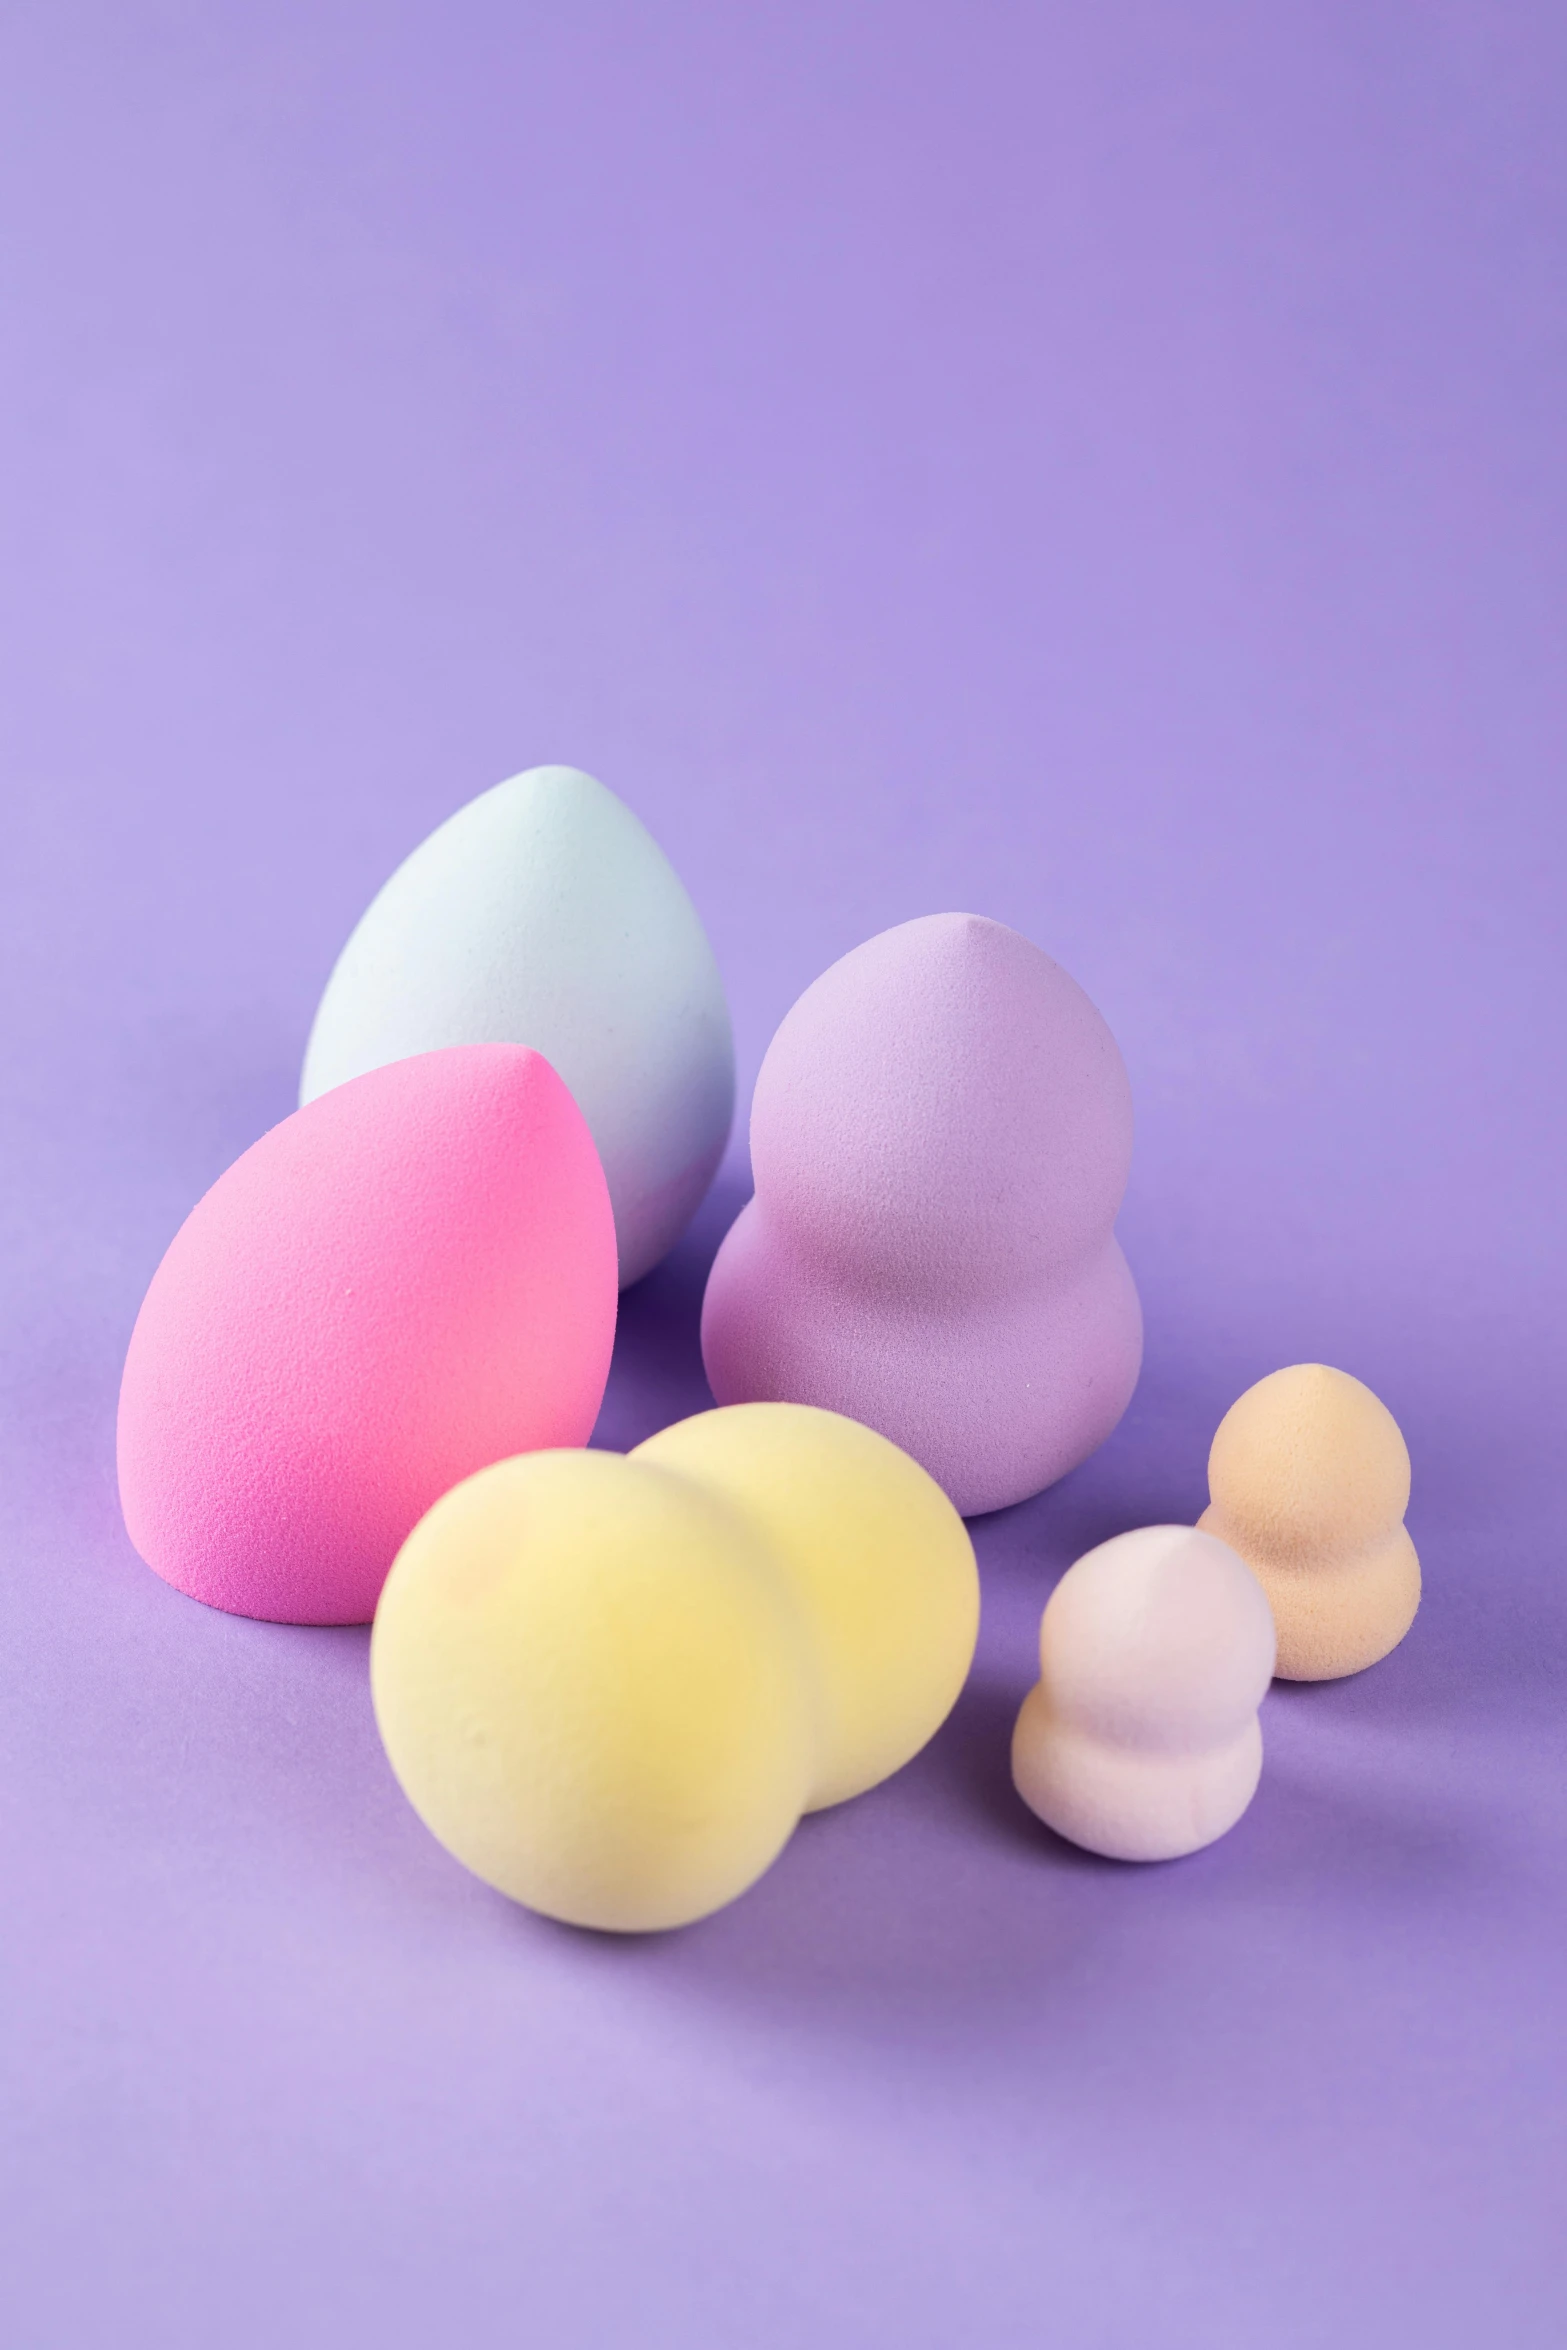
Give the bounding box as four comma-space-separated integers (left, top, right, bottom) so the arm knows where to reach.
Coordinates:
117, 1044, 618, 1625
701, 914, 1142, 1516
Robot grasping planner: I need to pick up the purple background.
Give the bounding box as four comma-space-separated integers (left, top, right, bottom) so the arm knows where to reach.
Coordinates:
3, 6, 1564, 2343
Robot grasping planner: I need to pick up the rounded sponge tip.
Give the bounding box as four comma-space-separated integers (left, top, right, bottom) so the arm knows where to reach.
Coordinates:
117, 1043, 618, 1626
1197, 1363, 1420, 1680
1012, 1525, 1276, 1862
701, 912, 1142, 1516
370, 1404, 979, 1931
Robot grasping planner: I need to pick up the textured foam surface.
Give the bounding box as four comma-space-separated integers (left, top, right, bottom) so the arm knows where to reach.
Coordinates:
300, 765, 735, 1286
1011, 1525, 1277, 1862
6, 16, 1562, 2340
701, 913, 1142, 1514
371, 1404, 979, 1931
1198, 1363, 1421, 1680
118, 1045, 617, 1625
633, 1404, 979, 1810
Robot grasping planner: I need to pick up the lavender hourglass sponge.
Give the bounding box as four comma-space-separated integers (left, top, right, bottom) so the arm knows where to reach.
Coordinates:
701, 914, 1142, 1516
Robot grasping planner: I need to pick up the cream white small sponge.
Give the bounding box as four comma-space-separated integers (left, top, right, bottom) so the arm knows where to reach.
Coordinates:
1011, 1526, 1276, 1862
370, 1404, 979, 1931
1198, 1363, 1420, 1680
301, 766, 735, 1286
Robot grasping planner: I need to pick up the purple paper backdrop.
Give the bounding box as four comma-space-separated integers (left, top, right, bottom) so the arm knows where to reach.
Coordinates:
2, 6, 1564, 2344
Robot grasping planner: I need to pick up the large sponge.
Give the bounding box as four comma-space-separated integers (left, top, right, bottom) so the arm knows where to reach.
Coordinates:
117, 1044, 618, 1625
701, 913, 1142, 1515
370, 1404, 979, 1931
300, 766, 735, 1286
1198, 1363, 1420, 1680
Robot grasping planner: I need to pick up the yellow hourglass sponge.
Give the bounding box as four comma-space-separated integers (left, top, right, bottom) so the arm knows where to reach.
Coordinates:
1197, 1364, 1420, 1681
634, 1405, 979, 1810
370, 1405, 979, 1932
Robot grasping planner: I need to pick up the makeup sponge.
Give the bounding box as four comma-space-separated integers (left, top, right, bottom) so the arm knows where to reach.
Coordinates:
1197, 1364, 1420, 1680
1011, 1526, 1276, 1862
370, 1404, 979, 1931
633, 1404, 980, 1808
701, 913, 1142, 1515
117, 1044, 617, 1626
300, 765, 734, 1286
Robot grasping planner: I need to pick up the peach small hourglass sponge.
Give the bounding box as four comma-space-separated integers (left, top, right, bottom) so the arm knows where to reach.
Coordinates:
1198, 1363, 1420, 1680
1012, 1526, 1276, 1862
701, 913, 1143, 1516
370, 1404, 979, 1932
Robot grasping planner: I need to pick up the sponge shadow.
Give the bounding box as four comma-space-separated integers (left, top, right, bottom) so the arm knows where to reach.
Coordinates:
590, 1163, 751, 1453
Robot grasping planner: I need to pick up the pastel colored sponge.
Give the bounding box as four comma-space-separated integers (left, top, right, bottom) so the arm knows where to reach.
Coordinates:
301, 765, 735, 1286
1197, 1363, 1420, 1680
1012, 1526, 1276, 1862
701, 913, 1142, 1515
634, 1404, 980, 1810
118, 1044, 617, 1626
370, 1403, 980, 1931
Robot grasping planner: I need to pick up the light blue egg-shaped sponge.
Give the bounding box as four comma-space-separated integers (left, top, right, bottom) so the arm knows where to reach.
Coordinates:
301, 767, 734, 1285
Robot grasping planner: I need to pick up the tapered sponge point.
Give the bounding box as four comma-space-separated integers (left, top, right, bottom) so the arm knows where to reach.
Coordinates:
117, 1045, 618, 1626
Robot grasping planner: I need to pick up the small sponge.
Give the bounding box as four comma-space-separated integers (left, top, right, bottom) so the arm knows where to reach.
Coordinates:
1012, 1526, 1275, 1862
1197, 1363, 1420, 1680
117, 1044, 618, 1625
370, 1404, 979, 1931
701, 913, 1143, 1516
